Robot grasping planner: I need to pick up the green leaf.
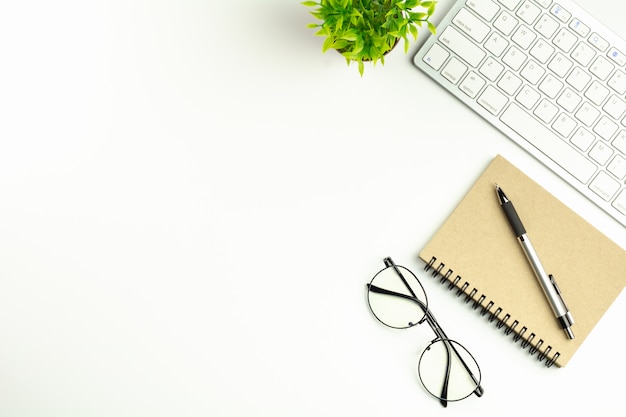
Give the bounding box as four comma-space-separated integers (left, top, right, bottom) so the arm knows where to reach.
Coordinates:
301, 1, 318, 6
332, 39, 349, 49
314, 26, 329, 37
358, 60, 364, 76
341, 29, 359, 41
353, 36, 364, 54
409, 12, 427, 20
427, 21, 436, 35
310, 10, 323, 20
336, 14, 343, 30
350, 9, 362, 18
322, 36, 334, 52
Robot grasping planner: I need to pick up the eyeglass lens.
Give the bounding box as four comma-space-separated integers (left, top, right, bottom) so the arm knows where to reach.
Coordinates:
418, 339, 481, 402
367, 265, 428, 329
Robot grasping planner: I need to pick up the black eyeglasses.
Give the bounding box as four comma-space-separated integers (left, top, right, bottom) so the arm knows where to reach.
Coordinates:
366, 257, 484, 407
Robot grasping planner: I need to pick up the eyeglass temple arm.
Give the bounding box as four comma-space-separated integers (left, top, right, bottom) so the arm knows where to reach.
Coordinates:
384, 257, 420, 298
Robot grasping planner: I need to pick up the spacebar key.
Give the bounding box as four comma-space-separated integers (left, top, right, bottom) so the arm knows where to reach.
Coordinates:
500, 103, 597, 183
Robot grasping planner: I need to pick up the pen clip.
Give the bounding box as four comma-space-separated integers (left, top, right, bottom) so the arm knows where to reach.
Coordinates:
549, 274, 569, 311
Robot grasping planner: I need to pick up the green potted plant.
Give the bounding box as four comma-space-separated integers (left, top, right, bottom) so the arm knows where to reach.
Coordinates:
302, 0, 437, 75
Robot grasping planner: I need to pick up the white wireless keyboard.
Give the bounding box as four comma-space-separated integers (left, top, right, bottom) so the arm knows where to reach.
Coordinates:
414, 0, 626, 227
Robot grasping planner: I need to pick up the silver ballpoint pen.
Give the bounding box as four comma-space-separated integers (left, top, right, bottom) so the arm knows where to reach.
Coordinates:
495, 185, 575, 339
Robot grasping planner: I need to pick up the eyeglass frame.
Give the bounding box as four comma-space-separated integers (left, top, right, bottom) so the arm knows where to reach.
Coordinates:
366, 257, 484, 407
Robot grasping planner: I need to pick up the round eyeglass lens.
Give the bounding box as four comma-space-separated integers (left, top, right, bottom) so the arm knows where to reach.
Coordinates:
418, 339, 481, 402
367, 265, 428, 329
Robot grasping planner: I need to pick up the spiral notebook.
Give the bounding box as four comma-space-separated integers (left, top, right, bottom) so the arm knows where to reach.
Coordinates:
419, 155, 626, 367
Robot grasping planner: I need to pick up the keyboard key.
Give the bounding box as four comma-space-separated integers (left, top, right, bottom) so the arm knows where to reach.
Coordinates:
442, 57, 469, 84
529, 38, 555, 63
539, 74, 563, 98
498, 71, 523, 94
608, 70, 626, 95
494, 11, 518, 35
589, 141, 613, 165
590, 56, 615, 81
607, 155, 626, 180
459, 71, 486, 98
569, 18, 590, 37
553, 28, 578, 52
613, 190, 626, 215
607, 47, 626, 66
503, 46, 527, 70
557, 87, 581, 112
479, 85, 509, 114
501, 103, 597, 182
589, 171, 620, 201
548, 53, 573, 77
603, 95, 626, 120
566, 67, 591, 91
593, 116, 619, 141
575, 102, 601, 126
466, 0, 501, 21
422, 44, 450, 70
550, 4, 571, 22
534, 14, 559, 38
571, 127, 595, 151
585, 81, 610, 105
614, 131, 626, 153
553, 113, 577, 137
512, 25, 537, 49
521, 60, 545, 84
440, 27, 486, 67
571, 42, 596, 66
534, 99, 559, 122
485, 31, 509, 56
516, 85, 541, 108
453, 8, 491, 43
480, 57, 505, 81
516, 1, 542, 24
589, 33, 609, 52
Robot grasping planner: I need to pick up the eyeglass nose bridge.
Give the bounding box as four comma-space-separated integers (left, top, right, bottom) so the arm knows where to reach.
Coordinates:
418, 298, 452, 342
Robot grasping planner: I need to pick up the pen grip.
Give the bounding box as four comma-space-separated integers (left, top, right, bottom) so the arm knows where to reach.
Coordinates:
502, 201, 526, 237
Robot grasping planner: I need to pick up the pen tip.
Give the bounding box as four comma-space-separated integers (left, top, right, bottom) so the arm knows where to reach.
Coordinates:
495, 184, 508, 204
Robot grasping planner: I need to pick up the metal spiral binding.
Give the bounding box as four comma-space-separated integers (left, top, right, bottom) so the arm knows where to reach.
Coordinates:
424, 256, 560, 367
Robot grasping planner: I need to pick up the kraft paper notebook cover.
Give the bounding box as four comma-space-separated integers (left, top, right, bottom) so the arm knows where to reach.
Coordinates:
419, 155, 626, 367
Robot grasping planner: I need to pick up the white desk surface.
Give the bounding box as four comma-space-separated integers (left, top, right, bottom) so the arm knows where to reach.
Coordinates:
1, 0, 625, 415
